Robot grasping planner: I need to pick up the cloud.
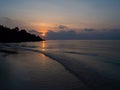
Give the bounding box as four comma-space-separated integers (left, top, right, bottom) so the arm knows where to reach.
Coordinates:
57, 25, 68, 30
82, 28, 95, 32
27, 30, 42, 36
52, 25, 69, 31
46, 25, 120, 40
0, 17, 31, 29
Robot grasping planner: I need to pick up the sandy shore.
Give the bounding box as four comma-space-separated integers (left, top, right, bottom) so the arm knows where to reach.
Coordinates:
0, 42, 120, 90
0, 49, 88, 90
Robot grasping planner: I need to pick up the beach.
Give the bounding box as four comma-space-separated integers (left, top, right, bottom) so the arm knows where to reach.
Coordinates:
0, 48, 87, 90
0, 40, 120, 90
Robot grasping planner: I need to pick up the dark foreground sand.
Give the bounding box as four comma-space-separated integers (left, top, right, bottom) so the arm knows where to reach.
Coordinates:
0, 49, 88, 90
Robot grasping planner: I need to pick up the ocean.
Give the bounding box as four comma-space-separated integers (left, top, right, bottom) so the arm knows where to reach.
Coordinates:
0, 40, 120, 90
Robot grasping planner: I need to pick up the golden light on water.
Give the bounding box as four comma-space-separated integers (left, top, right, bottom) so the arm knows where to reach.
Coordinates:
42, 41, 46, 51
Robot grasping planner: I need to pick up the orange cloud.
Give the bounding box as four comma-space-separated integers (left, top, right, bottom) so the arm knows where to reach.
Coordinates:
30, 22, 54, 33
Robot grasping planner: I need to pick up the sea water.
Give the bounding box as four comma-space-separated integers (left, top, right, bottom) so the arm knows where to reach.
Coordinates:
0, 40, 120, 90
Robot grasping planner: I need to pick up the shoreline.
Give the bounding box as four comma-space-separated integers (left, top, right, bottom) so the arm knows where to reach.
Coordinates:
0, 48, 87, 90
0, 40, 120, 90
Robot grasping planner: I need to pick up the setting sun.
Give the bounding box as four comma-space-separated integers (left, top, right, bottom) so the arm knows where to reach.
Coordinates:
31, 22, 54, 33
41, 32, 46, 37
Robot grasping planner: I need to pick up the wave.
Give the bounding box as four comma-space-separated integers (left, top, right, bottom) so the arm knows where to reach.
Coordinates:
65, 51, 120, 66
65, 51, 99, 56
0, 45, 120, 90
23, 48, 120, 90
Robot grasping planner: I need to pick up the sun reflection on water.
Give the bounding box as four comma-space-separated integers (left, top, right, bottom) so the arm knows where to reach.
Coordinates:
42, 41, 46, 51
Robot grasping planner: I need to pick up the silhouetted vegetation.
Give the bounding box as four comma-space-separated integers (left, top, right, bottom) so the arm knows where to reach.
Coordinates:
0, 25, 43, 42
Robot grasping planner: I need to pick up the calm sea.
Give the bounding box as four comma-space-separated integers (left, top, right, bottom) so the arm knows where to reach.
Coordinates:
0, 40, 120, 90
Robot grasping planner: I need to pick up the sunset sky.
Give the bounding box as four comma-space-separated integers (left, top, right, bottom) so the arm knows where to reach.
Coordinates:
0, 0, 120, 34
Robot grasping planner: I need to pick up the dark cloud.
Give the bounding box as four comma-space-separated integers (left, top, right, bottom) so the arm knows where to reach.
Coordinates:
46, 30, 77, 40
57, 25, 68, 30
53, 25, 69, 31
46, 26, 120, 40
82, 28, 95, 32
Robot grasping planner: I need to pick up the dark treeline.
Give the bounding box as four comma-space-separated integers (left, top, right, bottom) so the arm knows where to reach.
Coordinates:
0, 25, 43, 42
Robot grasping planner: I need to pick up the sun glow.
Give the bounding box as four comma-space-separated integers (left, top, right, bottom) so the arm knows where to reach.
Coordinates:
41, 32, 46, 36
42, 41, 46, 51
31, 22, 53, 32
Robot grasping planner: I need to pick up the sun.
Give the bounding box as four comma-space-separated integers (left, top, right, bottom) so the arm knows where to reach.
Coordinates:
41, 32, 46, 37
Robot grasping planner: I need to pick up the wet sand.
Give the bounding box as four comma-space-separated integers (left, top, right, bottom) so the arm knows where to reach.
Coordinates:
0, 50, 88, 90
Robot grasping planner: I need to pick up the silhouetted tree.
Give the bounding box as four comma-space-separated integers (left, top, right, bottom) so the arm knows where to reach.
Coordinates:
0, 25, 43, 43
12, 27, 19, 32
